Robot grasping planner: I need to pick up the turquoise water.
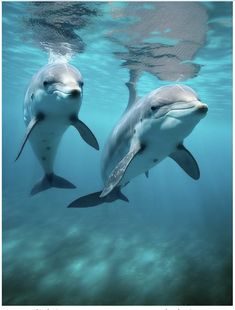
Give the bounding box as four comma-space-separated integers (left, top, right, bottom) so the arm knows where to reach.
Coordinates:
2, 1, 232, 305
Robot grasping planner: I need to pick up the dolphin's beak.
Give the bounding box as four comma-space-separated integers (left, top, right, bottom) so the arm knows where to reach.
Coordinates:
196, 103, 208, 114
69, 89, 81, 99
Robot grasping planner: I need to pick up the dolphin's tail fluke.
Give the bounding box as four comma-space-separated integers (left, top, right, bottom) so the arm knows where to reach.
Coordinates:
30, 173, 76, 196
67, 189, 129, 208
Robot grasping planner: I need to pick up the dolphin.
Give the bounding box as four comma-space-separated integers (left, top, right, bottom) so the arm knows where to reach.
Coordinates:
16, 63, 99, 195
68, 84, 208, 208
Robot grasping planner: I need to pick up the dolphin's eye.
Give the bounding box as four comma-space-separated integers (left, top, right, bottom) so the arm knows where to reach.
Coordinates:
43, 80, 55, 87
151, 106, 158, 111
80, 81, 84, 87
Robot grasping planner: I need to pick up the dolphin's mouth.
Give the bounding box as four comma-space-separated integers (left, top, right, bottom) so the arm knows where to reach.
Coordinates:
170, 102, 196, 111
53, 90, 70, 98
166, 103, 208, 119
52, 89, 81, 99
154, 101, 208, 120
169, 103, 208, 113
154, 102, 196, 119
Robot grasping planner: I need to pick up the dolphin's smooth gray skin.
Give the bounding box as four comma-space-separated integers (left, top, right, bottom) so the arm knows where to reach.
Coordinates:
68, 84, 208, 208
16, 63, 99, 195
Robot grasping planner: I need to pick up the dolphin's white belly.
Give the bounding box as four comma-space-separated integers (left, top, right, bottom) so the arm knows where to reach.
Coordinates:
121, 137, 177, 185
28, 118, 68, 174
105, 118, 186, 186
123, 116, 195, 184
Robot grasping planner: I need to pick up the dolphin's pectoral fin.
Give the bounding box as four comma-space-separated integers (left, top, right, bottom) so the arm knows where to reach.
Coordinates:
71, 116, 99, 150
100, 143, 142, 198
15, 113, 44, 161
145, 171, 149, 178
31, 173, 76, 196
169, 144, 200, 180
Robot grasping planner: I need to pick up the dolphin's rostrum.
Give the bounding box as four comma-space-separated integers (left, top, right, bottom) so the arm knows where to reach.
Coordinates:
68, 84, 208, 208
16, 63, 99, 195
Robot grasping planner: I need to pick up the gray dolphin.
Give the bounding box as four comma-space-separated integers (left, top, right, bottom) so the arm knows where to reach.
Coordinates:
16, 63, 99, 195
68, 84, 208, 208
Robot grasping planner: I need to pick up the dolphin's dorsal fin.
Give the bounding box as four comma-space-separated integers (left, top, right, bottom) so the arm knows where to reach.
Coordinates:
125, 81, 137, 108
15, 113, 44, 161
125, 69, 140, 110
100, 142, 142, 198
70, 116, 99, 150
169, 144, 200, 180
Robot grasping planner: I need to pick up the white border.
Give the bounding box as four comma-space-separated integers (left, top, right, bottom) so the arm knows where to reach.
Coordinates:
1, 1, 233, 310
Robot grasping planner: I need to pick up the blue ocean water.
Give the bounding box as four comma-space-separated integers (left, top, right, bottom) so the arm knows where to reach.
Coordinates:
2, 1, 232, 306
